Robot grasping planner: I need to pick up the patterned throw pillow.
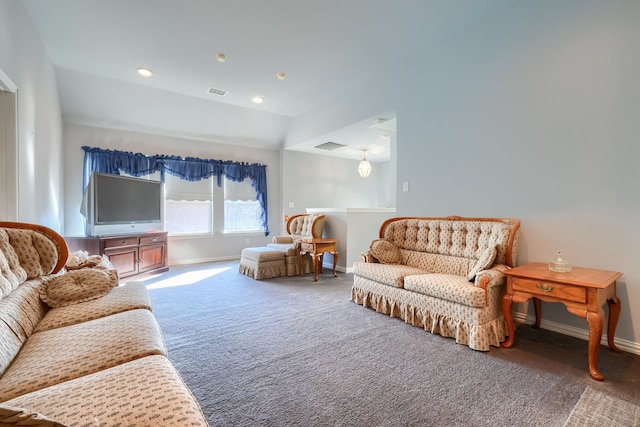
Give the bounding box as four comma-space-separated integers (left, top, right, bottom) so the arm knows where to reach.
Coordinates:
369, 239, 401, 264
40, 269, 119, 307
467, 246, 497, 281
0, 404, 67, 426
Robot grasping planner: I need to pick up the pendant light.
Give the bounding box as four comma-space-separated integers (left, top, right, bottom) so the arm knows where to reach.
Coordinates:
358, 149, 372, 177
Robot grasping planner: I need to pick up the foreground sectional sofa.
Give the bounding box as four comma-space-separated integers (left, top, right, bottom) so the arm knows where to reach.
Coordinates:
351, 216, 521, 351
0, 221, 208, 426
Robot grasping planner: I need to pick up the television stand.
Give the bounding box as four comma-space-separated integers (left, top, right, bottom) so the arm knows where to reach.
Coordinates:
64, 231, 168, 279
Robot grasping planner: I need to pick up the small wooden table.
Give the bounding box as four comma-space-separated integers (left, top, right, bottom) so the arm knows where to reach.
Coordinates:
501, 262, 622, 381
299, 238, 338, 282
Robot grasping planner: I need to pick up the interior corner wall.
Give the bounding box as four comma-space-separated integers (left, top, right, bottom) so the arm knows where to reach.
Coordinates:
0, 1, 64, 231
284, 65, 397, 150
395, 0, 640, 347
62, 123, 281, 264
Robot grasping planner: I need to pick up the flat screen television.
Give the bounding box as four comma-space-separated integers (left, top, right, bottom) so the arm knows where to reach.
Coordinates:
81, 172, 163, 236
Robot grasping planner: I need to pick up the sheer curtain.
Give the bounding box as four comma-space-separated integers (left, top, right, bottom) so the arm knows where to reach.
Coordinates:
81, 146, 269, 235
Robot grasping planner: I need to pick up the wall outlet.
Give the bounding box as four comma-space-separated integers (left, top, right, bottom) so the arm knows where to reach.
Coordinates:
245, 238, 250, 244
288, 202, 295, 208
402, 181, 409, 192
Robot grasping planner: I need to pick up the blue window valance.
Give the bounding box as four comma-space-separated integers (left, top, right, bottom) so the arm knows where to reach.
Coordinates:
82, 146, 269, 235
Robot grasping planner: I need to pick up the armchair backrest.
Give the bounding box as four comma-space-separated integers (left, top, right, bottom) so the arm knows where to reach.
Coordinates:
286, 214, 325, 239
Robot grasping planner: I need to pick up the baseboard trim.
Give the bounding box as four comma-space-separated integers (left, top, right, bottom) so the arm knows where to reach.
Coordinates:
513, 312, 640, 356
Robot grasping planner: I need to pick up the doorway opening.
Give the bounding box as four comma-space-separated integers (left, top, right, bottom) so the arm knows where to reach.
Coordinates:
0, 68, 18, 221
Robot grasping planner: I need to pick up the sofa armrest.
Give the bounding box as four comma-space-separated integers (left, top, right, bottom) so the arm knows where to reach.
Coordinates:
360, 251, 380, 263
474, 266, 510, 288
272, 236, 294, 244
474, 265, 510, 305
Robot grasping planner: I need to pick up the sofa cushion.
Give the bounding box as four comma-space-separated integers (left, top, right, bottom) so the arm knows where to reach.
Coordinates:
3, 355, 208, 427
369, 239, 401, 264
3, 228, 59, 280
0, 280, 48, 376
402, 250, 478, 277
289, 214, 324, 238
353, 261, 426, 288
467, 246, 497, 281
382, 219, 512, 264
0, 309, 166, 402
403, 274, 488, 308
0, 404, 67, 426
0, 230, 28, 299
39, 269, 118, 308
35, 281, 152, 333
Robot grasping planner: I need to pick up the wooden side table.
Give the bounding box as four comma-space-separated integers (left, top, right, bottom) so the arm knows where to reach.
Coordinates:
299, 238, 339, 282
501, 262, 622, 381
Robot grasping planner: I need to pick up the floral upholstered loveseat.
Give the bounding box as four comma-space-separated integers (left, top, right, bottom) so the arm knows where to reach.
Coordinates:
351, 216, 521, 351
267, 214, 326, 276
0, 221, 208, 426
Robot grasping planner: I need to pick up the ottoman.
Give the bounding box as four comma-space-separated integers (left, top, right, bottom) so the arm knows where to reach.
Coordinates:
239, 247, 286, 280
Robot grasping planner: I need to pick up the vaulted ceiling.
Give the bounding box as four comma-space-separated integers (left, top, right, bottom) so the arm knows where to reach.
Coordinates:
21, 0, 509, 161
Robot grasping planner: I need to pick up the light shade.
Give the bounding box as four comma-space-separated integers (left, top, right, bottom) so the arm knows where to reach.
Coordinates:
358, 149, 372, 177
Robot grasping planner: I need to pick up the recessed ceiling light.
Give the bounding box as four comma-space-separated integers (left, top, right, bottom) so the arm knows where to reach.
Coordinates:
216, 53, 227, 63
276, 72, 286, 80
252, 96, 264, 104
137, 68, 153, 77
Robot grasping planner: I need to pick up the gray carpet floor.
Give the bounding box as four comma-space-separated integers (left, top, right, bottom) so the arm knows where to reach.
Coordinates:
140, 261, 640, 427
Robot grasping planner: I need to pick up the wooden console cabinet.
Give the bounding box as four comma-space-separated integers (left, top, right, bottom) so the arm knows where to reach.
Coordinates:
64, 231, 169, 279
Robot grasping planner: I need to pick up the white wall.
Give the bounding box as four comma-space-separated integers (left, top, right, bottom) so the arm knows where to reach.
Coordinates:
396, 1, 640, 347
0, 1, 63, 230
63, 123, 281, 265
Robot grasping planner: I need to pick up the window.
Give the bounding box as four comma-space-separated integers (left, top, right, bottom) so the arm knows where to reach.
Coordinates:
164, 174, 213, 235
223, 177, 262, 233
81, 147, 269, 235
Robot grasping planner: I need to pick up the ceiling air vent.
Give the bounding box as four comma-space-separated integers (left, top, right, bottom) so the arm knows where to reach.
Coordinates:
314, 142, 346, 151
207, 87, 228, 96
370, 118, 396, 132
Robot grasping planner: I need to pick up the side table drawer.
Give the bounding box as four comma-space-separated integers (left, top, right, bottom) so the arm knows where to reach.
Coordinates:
512, 277, 586, 303
300, 242, 314, 252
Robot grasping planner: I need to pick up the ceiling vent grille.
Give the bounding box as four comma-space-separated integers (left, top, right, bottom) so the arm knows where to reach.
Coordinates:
314, 142, 346, 151
207, 87, 228, 96
370, 118, 396, 132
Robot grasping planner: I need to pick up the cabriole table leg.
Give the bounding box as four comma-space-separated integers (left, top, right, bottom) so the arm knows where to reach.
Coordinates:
586, 309, 605, 381
501, 294, 515, 348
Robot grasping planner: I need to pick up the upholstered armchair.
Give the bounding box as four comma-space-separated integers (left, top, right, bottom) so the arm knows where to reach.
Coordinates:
267, 214, 326, 276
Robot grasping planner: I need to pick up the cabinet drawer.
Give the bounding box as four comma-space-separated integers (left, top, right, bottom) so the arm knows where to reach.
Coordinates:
103, 236, 140, 249
140, 234, 166, 245
512, 277, 586, 303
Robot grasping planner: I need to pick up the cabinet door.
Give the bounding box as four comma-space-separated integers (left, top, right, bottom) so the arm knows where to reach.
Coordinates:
139, 243, 166, 274
104, 248, 139, 278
